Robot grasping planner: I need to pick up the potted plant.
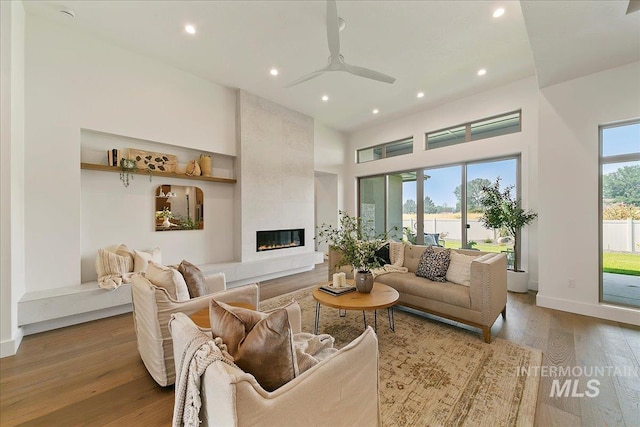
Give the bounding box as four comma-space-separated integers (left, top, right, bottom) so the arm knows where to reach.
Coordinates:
317, 211, 394, 293
119, 158, 137, 187
479, 177, 538, 293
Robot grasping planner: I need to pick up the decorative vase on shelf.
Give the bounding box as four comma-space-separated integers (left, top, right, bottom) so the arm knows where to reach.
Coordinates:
354, 270, 374, 293
162, 216, 171, 228
199, 154, 212, 177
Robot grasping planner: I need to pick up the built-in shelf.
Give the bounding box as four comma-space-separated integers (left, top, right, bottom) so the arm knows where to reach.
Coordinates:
80, 163, 237, 184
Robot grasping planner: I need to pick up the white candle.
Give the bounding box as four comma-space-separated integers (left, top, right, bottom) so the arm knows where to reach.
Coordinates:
339, 272, 346, 287
333, 273, 340, 288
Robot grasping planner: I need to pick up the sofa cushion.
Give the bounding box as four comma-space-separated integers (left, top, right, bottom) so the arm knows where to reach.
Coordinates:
397, 273, 471, 309
446, 250, 479, 286
415, 246, 451, 282
145, 261, 190, 302
177, 260, 208, 298
403, 245, 426, 272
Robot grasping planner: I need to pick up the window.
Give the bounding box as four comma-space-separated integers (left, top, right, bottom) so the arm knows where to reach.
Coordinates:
426, 110, 521, 150
358, 156, 519, 253
599, 120, 640, 308
357, 137, 413, 163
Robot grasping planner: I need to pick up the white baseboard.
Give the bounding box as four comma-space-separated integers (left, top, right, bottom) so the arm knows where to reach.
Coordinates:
21, 304, 132, 336
536, 294, 640, 326
0, 327, 24, 358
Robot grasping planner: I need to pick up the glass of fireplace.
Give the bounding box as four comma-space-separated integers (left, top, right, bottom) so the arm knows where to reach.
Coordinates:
155, 185, 203, 231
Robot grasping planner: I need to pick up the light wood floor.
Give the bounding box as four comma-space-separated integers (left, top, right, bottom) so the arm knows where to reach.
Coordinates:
1, 263, 638, 426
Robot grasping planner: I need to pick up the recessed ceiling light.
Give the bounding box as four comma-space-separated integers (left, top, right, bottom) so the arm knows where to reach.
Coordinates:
321, 95, 329, 102
185, 24, 196, 34
270, 68, 279, 76
477, 68, 487, 76
417, 92, 425, 98
493, 8, 505, 18
372, 109, 379, 114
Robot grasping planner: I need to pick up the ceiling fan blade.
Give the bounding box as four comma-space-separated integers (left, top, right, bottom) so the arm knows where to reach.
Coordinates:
326, 0, 340, 58
343, 62, 396, 84
285, 69, 327, 88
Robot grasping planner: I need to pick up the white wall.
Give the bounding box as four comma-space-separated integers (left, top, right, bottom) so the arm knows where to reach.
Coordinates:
314, 122, 348, 254
347, 77, 540, 287
537, 62, 640, 325
1, 0, 26, 358
237, 91, 315, 262
24, 15, 237, 292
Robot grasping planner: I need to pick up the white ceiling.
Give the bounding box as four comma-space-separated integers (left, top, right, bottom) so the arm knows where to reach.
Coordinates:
23, 1, 640, 133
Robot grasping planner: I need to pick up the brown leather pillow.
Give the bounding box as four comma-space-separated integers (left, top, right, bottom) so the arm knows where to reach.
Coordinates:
177, 260, 208, 298
234, 308, 296, 392
209, 300, 296, 392
209, 299, 266, 357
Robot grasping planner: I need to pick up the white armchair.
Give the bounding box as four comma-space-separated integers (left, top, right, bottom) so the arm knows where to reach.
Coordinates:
131, 273, 259, 386
169, 305, 380, 427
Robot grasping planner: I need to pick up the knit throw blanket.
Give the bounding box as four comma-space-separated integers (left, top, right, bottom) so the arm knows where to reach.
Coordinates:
172, 314, 237, 427
372, 241, 408, 277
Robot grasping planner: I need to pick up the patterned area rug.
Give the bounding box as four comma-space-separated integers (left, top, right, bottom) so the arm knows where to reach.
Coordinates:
261, 287, 542, 427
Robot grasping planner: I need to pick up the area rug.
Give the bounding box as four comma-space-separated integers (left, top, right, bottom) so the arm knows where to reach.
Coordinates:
261, 287, 542, 427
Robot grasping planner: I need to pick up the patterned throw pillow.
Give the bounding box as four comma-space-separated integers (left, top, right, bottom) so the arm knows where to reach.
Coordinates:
415, 246, 451, 282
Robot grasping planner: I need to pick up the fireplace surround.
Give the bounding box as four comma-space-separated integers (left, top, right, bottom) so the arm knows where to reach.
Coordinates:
257, 229, 305, 252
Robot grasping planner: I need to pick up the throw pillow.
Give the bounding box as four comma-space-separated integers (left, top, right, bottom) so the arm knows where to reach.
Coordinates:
115, 244, 134, 272
95, 248, 128, 278
209, 299, 303, 391
445, 250, 478, 286
415, 246, 451, 282
374, 242, 391, 265
234, 308, 296, 392
133, 247, 162, 273
145, 261, 190, 301
177, 260, 208, 298
423, 234, 437, 246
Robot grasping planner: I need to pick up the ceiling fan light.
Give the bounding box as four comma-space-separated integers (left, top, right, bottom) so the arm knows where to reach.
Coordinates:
417, 92, 425, 98
493, 8, 505, 18
372, 109, 379, 114
477, 68, 487, 76
322, 95, 329, 102
270, 68, 279, 76
184, 24, 196, 34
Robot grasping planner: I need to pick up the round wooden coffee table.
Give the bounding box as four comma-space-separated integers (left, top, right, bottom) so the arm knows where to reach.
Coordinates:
312, 281, 399, 334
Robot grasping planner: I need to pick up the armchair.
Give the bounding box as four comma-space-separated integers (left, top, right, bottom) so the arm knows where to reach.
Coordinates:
130, 273, 259, 386
169, 310, 380, 427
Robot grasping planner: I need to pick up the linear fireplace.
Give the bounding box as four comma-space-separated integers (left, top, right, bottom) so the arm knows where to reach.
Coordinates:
257, 229, 305, 252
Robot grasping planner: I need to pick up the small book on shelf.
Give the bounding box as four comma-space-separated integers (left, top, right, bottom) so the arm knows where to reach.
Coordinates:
319, 285, 356, 296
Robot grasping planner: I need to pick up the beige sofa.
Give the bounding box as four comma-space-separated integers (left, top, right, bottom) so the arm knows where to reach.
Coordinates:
130, 273, 259, 386
169, 306, 380, 427
329, 244, 507, 343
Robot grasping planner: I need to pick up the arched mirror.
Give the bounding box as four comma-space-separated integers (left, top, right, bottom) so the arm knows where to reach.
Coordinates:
155, 185, 203, 231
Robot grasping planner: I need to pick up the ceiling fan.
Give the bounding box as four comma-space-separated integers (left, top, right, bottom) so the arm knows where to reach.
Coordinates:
286, 0, 396, 87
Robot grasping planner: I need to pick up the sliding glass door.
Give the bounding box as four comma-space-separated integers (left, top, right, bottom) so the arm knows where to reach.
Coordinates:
466, 158, 518, 259
423, 166, 462, 247
359, 157, 519, 254
600, 121, 640, 308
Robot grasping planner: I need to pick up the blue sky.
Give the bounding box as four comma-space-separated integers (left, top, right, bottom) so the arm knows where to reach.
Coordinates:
602, 123, 640, 175
402, 159, 517, 206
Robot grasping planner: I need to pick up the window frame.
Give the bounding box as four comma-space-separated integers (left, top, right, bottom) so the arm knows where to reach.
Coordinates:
425, 110, 522, 150
357, 136, 413, 164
